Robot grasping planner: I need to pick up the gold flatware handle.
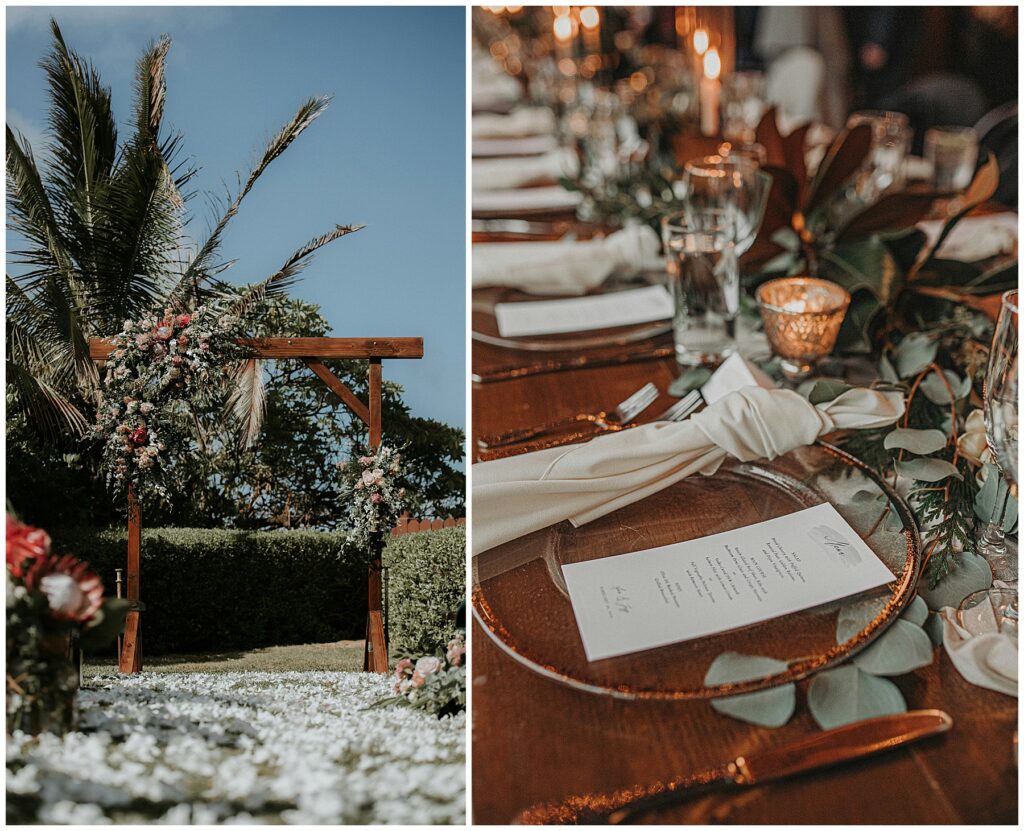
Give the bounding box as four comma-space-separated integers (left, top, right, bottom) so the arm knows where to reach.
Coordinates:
479, 415, 606, 448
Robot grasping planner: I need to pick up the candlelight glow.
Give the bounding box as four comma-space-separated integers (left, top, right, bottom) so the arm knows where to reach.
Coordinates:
579, 6, 600, 30
693, 29, 709, 56
704, 47, 721, 80
553, 13, 573, 42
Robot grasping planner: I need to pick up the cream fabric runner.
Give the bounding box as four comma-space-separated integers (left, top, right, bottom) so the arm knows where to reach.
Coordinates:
473, 386, 905, 556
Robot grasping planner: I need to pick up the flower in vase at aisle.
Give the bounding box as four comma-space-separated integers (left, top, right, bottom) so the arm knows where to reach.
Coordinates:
6, 515, 51, 578
24, 554, 104, 623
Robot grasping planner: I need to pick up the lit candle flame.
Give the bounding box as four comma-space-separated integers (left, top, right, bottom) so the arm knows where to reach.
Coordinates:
579, 6, 600, 30
693, 29, 709, 56
553, 13, 573, 42
704, 47, 721, 80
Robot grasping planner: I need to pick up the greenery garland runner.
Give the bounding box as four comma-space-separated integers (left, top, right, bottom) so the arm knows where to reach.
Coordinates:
340, 443, 407, 553
87, 304, 251, 508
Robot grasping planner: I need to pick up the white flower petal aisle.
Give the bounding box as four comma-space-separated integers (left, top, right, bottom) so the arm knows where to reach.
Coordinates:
7, 671, 466, 825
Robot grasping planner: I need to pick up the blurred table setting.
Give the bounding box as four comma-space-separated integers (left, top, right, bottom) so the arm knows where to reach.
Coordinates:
470, 6, 1017, 825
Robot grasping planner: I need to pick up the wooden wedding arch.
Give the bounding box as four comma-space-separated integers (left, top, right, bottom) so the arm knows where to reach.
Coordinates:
89, 336, 424, 674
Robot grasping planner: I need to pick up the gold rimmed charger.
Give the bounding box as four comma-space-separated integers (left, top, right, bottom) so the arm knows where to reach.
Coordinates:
472, 441, 920, 700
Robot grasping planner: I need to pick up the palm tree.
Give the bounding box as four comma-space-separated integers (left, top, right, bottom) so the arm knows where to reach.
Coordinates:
7, 19, 359, 444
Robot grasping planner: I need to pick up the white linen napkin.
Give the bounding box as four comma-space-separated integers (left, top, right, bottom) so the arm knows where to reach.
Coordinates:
917, 213, 1018, 262
473, 149, 580, 191
472, 185, 583, 216
939, 582, 1018, 697
472, 108, 557, 139
472, 225, 662, 296
473, 386, 905, 555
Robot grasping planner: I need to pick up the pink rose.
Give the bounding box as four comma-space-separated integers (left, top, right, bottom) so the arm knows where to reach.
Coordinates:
446, 644, 465, 666
411, 672, 426, 688
395, 658, 413, 675
415, 656, 442, 677
371, 492, 382, 504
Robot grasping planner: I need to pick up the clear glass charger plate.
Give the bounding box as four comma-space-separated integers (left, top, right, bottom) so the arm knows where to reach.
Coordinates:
471, 273, 672, 352
472, 442, 921, 700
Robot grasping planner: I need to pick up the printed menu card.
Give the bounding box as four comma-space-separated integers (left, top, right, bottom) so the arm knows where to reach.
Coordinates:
561, 503, 897, 661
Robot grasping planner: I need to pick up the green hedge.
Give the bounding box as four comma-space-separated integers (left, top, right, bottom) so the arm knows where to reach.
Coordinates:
384, 526, 466, 655
49, 527, 367, 656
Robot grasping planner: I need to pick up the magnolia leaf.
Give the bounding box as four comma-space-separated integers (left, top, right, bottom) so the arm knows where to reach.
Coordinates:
835, 191, 939, 243
852, 619, 934, 675
918, 553, 993, 611
807, 666, 907, 730
705, 652, 796, 727
824, 237, 902, 303
807, 379, 852, 405
668, 366, 711, 398
900, 595, 929, 627
897, 458, 963, 482
919, 370, 971, 405
883, 428, 947, 455
974, 465, 1018, 532
834, 290, 881, 354
836, 594, 889, 643
806, 123, 874, 213
894, 332, 938, 378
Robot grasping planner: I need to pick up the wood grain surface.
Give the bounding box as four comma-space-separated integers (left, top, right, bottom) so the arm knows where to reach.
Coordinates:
471, 346, 1018, 824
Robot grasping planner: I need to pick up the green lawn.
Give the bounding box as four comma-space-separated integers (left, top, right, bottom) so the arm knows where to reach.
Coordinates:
84, 639, 366, 676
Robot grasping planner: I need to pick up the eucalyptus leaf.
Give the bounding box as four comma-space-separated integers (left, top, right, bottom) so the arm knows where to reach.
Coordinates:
807, 379, 853, 405
669, 367, 711, 398
897, 458, 963, 482
851, 488, 883, 504
919, 370, 971, 405
974, 465, 1018, 533
852, 619, 934, 676
705, 652, 796, 727
918, 553, 992, 610
883, 428, 948, 455
807, 666, 907, 730
878, 353, 899, 383
924, 612, 945, 646
836, 595, 889, 643
900, 595, 929, 627
895, 332, 938, 378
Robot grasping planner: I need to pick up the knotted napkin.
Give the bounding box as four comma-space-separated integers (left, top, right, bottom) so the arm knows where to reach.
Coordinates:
472, 225, 662, 296
473, 386, 905, 556
938, 581, 1018, 697
473, 148, 580, 191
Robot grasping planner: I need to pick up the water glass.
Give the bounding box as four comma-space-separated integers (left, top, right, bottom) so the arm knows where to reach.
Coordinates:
682, 155, 770, 257
958, 587, 1018, 642
847, 110, 912, 202
661, 210, 739, 366
980, 290, 1019, 583
924, 126, 979, 193
720, 71, 767, 144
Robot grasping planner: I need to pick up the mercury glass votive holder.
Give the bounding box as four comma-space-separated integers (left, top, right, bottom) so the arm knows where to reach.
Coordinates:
756, 277, 851, 381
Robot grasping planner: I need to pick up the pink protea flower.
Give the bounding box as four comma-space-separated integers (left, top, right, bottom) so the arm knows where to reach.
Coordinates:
6, 515, 51, 579
24, 553, 104, 623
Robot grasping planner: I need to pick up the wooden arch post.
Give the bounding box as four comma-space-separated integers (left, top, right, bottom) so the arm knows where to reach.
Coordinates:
90, 336, 424, 675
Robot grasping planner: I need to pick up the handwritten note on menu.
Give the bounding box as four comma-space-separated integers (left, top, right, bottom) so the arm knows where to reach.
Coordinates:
561, 503, 896, 661
494, 285, 674, 338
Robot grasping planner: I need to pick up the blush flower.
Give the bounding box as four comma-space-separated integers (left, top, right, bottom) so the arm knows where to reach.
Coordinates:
415, 656, 442, 677
24, 553, 104, 623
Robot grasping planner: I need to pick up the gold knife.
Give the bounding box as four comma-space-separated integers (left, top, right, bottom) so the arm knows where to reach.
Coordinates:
512, 710, 953, 825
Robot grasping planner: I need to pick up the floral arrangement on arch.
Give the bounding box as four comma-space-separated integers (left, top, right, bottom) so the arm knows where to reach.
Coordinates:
87, 304, 250, 506
7, 515, 130, 735
341, 443, 406, 551
374, 632, 466, 718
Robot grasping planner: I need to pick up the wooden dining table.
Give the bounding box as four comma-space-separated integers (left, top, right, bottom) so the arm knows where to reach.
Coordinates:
470, 304, 1019, 825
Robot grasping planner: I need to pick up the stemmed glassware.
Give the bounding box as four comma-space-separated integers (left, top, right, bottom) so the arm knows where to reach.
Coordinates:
979, 289, 1019, 584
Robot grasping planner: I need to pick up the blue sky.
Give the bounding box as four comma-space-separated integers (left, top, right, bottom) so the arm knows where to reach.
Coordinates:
6, 5, 467, 432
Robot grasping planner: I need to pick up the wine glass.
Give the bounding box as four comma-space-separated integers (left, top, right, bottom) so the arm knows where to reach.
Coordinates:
682, 154, 771, 260
979, 289, 1019, 583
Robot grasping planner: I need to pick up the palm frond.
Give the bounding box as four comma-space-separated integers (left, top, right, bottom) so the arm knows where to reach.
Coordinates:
224, 358, 266, 448
133, 35, 170, 147
171, 95, 332, 303
230, 224, 363, 318
6, 359, 89, 439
